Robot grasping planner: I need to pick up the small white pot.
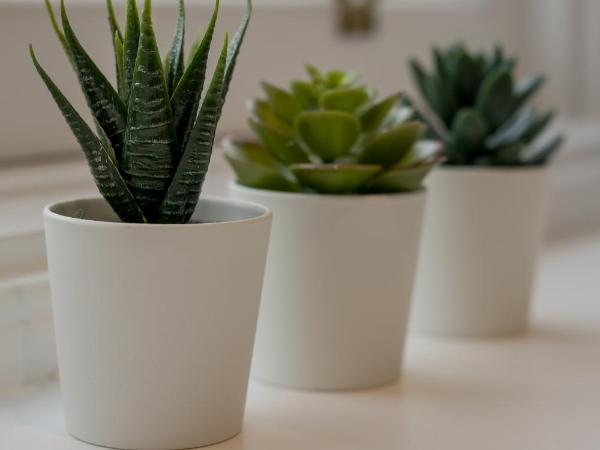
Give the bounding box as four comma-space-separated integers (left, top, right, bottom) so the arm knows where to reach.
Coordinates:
411, 166, 549, 337
44, 197, 272, 450
230, 183, 426, 390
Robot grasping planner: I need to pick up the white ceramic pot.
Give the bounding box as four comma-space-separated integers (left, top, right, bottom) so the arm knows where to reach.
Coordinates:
44, 197, 272, 450
411, 166, 549, 337
230, 183, 426, 390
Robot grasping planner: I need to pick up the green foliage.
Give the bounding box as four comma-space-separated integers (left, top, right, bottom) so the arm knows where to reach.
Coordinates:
32, 0, 252, 223
226, 66, 443, 194
409, 42, 564, 166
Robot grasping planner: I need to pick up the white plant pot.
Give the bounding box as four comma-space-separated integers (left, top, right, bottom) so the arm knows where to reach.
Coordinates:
411, 166, 549, 337
44, 197, 272, 450
230, 183, 426, 390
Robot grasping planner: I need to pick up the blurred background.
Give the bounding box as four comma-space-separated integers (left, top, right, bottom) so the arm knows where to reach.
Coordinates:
1, 0, 600, 284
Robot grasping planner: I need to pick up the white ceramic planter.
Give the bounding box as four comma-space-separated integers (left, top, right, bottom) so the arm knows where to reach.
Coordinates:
230, 183, 426, 390
44, 197, 272, 450
411, 166, 549, 337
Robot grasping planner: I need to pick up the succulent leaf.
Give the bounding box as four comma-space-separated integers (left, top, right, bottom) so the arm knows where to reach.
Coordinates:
525, 135, 564, 165
295, 111, 361, 163
30, 45, 146, 223
475, 67, 514, 130
262, 82, 302, 125
359, 122, 425, 169
513, 75, 546, 109
170, 0, 219, 153
124, 0, 140, 97
451, 109, 487, 159
164, 0, 185, 95
359, 93, 402, 132
249, 100, 294, 137
114, 32, 127, 101
106, 0, 123, 43
224, 138, 300, 192
122, 0, 176, 220
61, 0, 127, 162
290, 164, 381, 194
368, 165, 433, 193
319, 87, 370, 113
251, 120, 308, 165
159, 35, 229, 223
290, 80, 320, 110
44, 0, 72, 65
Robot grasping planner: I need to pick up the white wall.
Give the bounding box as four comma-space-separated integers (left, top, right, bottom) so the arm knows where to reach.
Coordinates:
0, 0, 525, 161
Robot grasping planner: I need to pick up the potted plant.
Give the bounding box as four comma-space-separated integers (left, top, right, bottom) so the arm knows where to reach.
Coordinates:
33, 1, 270, 449
225, 66, 443, 390
408, 43, 564, 337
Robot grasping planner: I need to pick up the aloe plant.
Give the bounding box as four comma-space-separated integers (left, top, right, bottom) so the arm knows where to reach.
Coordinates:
225, 66, 443, 194
31, 0, 251, 223
409, 43, 564, 166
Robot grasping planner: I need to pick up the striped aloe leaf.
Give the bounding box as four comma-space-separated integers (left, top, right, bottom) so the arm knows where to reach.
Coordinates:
32, 0, 252, 223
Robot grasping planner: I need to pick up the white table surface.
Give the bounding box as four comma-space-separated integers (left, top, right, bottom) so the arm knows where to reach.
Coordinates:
1, 229, 599, 450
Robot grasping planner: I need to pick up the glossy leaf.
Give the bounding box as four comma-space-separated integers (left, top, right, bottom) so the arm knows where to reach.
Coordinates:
525, 135, 564, 165
359, 122, 425, 169
224, 139, 300, 192
359, 93, 402, 132
61, 0, 127, 161
514, 75, 545, 109
290, 164, 381, 194
251, 120, 308, 164
475, 68, 514, 129
320, 87, 370, 114
159, 35, 228, 223
396, 139, 444, 168
30, 45, 146, 223
452, 109, 487, 158
262, 82, 301, 125
295, 111, 361, 163
123, 0, 176, 220
249, 100, 293, 136
290, 80, 320, 109
368, 164, 435, 193
170, 0, 219, 153
164, 0, 185, 95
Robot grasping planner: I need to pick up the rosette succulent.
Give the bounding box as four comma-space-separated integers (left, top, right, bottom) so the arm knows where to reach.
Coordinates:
225, 66, 443, 194
409, 43, 564, 166
30, 0, 251, 223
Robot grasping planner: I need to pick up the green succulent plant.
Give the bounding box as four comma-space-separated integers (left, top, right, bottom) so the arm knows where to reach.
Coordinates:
31, 0, 251, 223
409, 43, 564, 166
225, 66, 443, 194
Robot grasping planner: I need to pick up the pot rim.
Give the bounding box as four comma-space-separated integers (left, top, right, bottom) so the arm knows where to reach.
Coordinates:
437, 164, 550, 176
229, 180, 426, 202
44, 196, 272, 229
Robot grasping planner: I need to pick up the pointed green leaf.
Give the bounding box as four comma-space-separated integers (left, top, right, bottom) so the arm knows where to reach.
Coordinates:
475, 67, 514, 129
170, 0, 219, 153
250, 100, 293, 137
305, 64, 323, 84
359, 93, 402, 132
224, 138, 300, 192
251, 120, 309, 165
424, 74, 457, 126
124, 0, 140, 96
44, 0, 72, 65
106, 0, 123, 43
60, 0, 127, 161
320, 87, 370, 114
359, 122, 425, 169
523, 110, 555, 144
368, 164, 435, 193
261, 82, 301, 125
123, 0, 176, 220
30, 45, 145, 223
409, 59, 429, 100
164, 0, 185, 95
114, 32, 127, 101
290, 163, 381, 194
295, 111, 361, 163
451, 109, 488, 158
290, 80, 319, 110
159, 35, 229, 224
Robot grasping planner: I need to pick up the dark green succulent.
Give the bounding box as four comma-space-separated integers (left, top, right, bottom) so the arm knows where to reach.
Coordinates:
409, 43, 564, 166
225, 66, 443, 194
31, 0, 251, 223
